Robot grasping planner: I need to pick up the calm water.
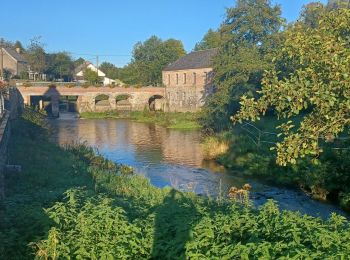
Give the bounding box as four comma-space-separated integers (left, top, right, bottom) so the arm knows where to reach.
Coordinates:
48, 113, 348, 219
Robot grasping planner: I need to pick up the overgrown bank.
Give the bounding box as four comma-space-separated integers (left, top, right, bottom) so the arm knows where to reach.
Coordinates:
1, 110, 350, 259
80, 110, 201, 129
201, 117, 350, 212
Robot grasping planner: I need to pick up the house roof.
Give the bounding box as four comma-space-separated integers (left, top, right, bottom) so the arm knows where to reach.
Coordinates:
74, 61, 91, 74
2, 48, 27, 63
74, 61, 106, 77
163, 48, 218, 71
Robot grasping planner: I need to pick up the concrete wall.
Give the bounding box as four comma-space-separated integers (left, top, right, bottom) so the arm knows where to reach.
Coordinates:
162, 68, 215, 112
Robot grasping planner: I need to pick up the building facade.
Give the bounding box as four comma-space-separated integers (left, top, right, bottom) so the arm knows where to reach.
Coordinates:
0, 47, 28, 77
162, 48, 217, 112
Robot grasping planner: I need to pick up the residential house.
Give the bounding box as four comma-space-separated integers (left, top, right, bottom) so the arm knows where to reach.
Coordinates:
75, 61, 117, 86
0, 47, 29, 77
162, 48, 218, 112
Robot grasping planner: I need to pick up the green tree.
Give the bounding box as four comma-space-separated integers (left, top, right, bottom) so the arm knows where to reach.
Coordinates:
327, 0, 350, 9
194, 29, 222, 51
46, 52, 74, 81
201, 0, 284, 131
83, 68, 101, 85
299, 2, 326, 28
126, 36, 186, 86
233, 9, 350, 166
100, 62, 120, 79
14, 40, 24, 52
25, 37, 47, 74
74, 57, 86, 67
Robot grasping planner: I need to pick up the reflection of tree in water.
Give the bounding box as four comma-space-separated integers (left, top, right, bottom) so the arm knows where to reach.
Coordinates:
152, 189, 198, 259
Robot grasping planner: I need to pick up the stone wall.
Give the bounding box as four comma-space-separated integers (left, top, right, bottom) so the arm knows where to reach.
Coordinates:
17, 86, 166, 114
0, 112, 11, 199
0, 87, 22, 199
162, 68, 214, 112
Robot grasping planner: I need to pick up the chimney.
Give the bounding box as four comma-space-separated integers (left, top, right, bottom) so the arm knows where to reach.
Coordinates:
16, 47, 21, 54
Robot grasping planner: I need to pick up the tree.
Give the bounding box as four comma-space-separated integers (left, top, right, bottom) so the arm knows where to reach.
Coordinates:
74, 57, 86, 67
194, 29, 222, 51
300, 2, 326, 28
0, 38, 14, 48
83, 68, 101, 85
327, 0, 350, 9
14, 40, 24, 52
201, 0, 284, 131
125, 36, 186, 86
25, 37, 47, 74
46, 52, 74, 81
99, 62, 120, 80
233, 9, 350, 166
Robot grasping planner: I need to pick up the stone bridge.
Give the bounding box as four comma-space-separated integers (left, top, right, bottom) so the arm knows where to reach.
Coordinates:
17, 85, 166, 117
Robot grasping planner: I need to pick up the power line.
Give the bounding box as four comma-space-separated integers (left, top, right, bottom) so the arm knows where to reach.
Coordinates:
68, 52, 132, 57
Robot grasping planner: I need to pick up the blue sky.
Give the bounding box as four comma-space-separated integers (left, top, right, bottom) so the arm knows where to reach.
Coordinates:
1, 0, 327, 66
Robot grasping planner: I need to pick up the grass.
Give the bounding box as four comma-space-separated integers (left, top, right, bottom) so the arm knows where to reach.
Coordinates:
1, 110, 350, 259
80, 110, 201, 129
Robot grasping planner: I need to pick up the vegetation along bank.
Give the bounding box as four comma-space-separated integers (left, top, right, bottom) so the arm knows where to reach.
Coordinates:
1, 110, 350, 259
79, 110, 201, 129
198, 3, 350, 212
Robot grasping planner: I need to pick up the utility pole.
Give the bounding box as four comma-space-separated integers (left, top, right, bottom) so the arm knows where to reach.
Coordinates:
96, 55, 99, 75
0, 42, 3, 80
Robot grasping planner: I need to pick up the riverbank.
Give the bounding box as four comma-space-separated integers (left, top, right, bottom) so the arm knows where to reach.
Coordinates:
79, 110, 201, 129
202, 117, 350, 212
1, 110, 350, 258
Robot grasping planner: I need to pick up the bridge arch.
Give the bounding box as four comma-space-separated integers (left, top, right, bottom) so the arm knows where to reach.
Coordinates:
94, 94, 112, 111
148, 95, 165, 111
115, 94, 132, 111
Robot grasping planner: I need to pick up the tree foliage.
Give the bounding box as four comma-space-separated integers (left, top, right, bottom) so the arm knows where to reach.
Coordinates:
83, 68, 101, 85
74, 57, 86, 67
327, 0, 350, 9
46, 52, 74, 81
233, 9, 350, 166
300, 2, 326, 28
25, 37, 47, 74
100, 62, 120, 80
123, 36, 186, 86
194, 29, 222, 51
201, 0, 284, 131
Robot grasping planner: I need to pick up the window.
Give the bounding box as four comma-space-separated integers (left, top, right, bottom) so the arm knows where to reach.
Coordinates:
176, 74, 179, 85
168, 74, 170, 85
204, 72, 208, 84
183, 73, 187, 84
193, 72, 196, 85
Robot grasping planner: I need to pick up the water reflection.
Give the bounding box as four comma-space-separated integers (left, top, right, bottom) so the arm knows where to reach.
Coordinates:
48, 115, 348, 218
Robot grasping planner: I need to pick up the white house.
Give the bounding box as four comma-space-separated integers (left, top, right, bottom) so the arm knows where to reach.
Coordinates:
75, 61, 117, 86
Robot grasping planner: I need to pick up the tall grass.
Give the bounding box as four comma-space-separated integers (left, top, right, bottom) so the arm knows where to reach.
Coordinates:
2, 110, 350, 259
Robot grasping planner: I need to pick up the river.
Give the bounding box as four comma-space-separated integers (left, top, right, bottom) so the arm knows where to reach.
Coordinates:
48, 113, 348, 219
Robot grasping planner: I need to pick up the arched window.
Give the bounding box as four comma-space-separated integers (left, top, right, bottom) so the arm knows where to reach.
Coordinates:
168, 74, 170, 85
176, 74, 179, 85
183, 73, 187, 84
204, 72, 208, 85
193, 72, 196, 85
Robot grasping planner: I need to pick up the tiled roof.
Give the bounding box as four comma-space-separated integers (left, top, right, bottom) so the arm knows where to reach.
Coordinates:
2, 48, 27, 63
163, 48, 218, 71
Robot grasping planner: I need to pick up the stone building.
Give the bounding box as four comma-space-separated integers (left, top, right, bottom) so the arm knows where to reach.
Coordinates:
162, 48, 218, 112
0, 47, 28, 77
